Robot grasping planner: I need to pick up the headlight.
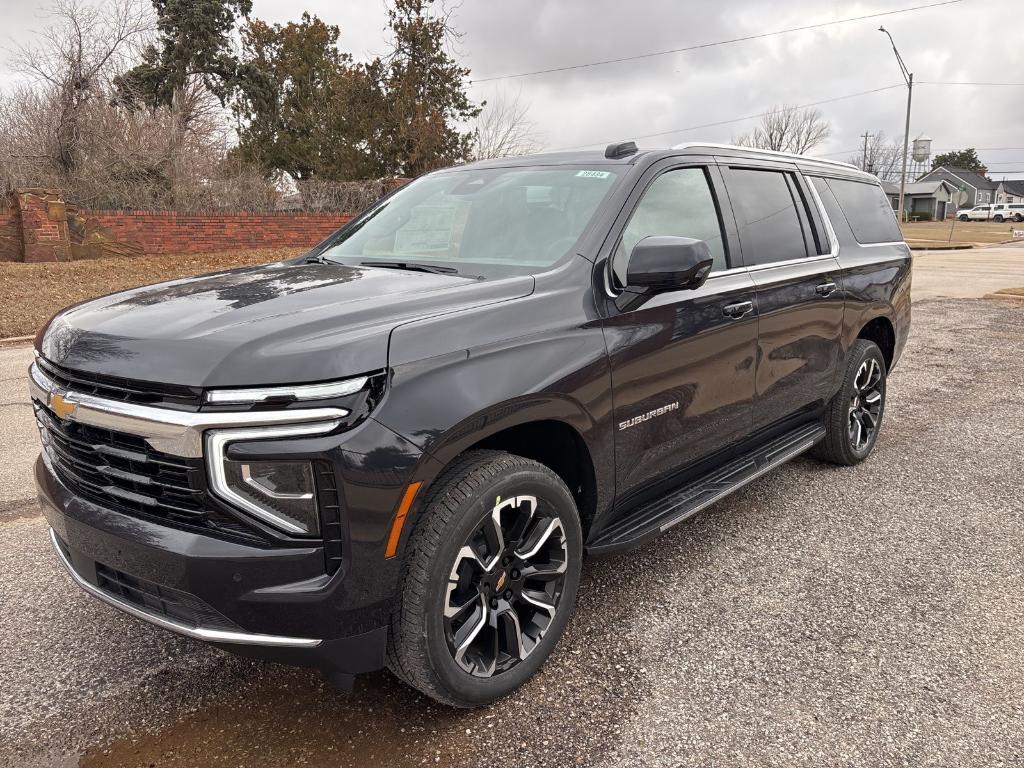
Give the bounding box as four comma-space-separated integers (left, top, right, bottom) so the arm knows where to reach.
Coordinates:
206, 422, 341, 537
222, 459, 319, 535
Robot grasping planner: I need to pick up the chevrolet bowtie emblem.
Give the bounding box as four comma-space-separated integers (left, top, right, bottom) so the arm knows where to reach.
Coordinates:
50, 393, 75, 420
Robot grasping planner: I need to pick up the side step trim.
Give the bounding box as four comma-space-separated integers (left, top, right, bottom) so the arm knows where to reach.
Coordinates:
587, 422, 825, 556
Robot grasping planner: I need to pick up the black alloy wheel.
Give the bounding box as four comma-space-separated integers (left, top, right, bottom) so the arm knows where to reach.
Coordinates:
848, 357, 883, 452
444, 494, 568, 677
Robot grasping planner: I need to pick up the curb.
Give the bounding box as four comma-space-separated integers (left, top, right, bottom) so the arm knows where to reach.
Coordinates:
909, 244, 974, 252
0, 335, 34, 349
984, 292, 1024, 302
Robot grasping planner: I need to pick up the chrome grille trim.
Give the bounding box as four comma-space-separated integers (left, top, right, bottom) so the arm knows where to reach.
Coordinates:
29, 362, 348, 458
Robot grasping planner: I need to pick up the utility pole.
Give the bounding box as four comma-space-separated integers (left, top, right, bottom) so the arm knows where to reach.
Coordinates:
860, 132, 872, 173
879, 25, 913, 224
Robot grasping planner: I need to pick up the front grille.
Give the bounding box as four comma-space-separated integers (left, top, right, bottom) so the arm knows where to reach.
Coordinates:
95, 562, 239, 631
35, 403, 261, 543
37, 356, 202, 409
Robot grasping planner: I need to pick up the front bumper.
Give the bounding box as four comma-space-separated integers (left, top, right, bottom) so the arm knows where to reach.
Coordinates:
37, 455, 390, 674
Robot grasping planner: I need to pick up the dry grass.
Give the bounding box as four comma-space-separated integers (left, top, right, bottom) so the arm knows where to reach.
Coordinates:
993, 287, 1024, 296
901, 220, 1022, 247
0, 248, 304, 339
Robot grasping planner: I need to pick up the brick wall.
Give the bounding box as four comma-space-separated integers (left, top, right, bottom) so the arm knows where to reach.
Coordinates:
0, 194, 20, 262
77, 209, 354, 256
17, 189, 72, 263
0, 189, 363, 262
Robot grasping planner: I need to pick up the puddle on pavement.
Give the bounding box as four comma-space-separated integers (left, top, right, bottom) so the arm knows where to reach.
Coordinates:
75, 559, 646, 768
78, 670, 475, 768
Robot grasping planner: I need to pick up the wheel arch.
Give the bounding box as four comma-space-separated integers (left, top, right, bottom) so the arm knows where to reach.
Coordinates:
418, 400, 604, 540
857, 316, 896, 370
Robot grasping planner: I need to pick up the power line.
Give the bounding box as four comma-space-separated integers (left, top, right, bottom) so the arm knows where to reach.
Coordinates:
469, 0, 965, 83
918, 81, 1024, 86
551, 84, 904, 152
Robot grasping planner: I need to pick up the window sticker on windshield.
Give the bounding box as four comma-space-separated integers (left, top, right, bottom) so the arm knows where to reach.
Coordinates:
393, 203, 461, 254
576, 170, 612, 179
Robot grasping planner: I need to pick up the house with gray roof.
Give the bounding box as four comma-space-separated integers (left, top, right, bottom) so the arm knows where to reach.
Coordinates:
916, 167, 997, 208
882, 179, 958, 220
995, 179, 1024, 204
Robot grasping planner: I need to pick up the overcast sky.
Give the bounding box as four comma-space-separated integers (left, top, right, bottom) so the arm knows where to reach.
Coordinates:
3, 0, 1023, 178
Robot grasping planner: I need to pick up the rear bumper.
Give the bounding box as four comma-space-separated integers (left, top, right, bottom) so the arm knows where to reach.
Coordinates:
37, 454, 389, 675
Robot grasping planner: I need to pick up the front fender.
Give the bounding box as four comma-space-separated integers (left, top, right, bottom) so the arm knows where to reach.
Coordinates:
373, 265, 615, 517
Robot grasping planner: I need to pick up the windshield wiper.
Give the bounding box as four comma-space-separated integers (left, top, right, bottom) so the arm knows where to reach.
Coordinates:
360, 261, 460, 275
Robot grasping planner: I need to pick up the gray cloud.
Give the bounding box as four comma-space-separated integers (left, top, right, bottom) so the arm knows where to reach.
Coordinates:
3, 0, 1022, 176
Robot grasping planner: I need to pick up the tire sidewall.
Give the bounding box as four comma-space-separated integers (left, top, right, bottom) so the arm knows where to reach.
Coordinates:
420, 467, 583, 706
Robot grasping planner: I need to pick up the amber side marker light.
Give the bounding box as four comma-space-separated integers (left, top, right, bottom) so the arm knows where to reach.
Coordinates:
385, 481, 423, 559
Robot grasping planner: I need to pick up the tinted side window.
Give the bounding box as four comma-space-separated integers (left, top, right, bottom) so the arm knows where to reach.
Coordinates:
825, 178, 903, 244
612, 167, 727, 287
810, 176, 856, 248
726, 168, 808, 266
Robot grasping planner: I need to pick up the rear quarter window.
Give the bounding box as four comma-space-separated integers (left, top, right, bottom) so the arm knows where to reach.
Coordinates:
821, 178, 903, 244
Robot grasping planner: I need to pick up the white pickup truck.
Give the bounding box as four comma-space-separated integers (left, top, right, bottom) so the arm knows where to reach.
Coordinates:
957, 203, 1024, 222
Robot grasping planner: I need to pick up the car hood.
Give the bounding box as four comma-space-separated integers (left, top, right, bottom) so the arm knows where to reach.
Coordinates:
39, 261, 534, 387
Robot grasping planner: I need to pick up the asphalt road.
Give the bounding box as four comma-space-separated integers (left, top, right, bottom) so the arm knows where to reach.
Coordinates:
1, 262, 1023, 766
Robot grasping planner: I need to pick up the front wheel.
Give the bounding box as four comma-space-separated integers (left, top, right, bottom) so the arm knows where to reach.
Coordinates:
387, 450, 583, 707
994, 215, 1005, 223
812, 339, 887, 466
959, 214, 969, 221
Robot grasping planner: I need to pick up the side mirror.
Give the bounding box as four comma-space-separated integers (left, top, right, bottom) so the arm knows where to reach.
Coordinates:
626, 236, 715, 293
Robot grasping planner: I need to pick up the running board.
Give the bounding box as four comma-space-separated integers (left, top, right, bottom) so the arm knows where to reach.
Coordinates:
587, 422, 825, 556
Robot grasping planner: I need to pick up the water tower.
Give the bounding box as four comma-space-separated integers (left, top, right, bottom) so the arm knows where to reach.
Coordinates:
909, 135, 932, 180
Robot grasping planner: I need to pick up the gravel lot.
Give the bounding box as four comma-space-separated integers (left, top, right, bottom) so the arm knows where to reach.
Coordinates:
1, 297, 1022, 767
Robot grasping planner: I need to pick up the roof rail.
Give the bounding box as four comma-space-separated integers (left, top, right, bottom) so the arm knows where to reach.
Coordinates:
671, 142, 860, 171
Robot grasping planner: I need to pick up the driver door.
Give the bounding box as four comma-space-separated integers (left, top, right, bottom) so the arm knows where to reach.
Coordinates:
602, 163, 757, 500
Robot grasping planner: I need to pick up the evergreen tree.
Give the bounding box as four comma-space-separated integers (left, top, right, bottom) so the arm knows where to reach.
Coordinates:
932, 148, 987, 175
373, 0, 481, 177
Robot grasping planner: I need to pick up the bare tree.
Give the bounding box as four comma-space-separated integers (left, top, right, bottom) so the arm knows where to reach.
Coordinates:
472, 90, 541, 160
847, 132, 903, 182
734, 104, 831, 155
10, 0, 153, 174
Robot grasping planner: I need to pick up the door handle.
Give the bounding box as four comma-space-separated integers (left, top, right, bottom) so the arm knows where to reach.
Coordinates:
816, 282, 838, 297
723, 300, 754, 319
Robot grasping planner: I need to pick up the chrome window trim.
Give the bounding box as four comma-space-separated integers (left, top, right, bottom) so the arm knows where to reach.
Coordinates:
28, 362, 348, 458
743, 253, 836, 273
805, 176, 840, 259
205, 422, 341, 535
49, 527, 322, 648
205, 377, 368, 404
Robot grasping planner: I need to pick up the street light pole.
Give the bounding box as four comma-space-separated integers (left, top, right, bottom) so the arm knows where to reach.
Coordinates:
879, 25, 913, 224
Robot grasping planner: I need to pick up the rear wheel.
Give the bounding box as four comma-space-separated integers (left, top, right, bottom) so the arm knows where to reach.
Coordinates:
812, 339, 887, 466
995, 215, 1005, 223
387, 450, 582, 707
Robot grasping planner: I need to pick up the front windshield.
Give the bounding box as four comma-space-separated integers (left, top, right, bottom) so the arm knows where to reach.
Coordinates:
315, 166, 620, 276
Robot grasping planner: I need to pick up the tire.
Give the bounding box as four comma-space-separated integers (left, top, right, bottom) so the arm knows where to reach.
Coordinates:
386, 450, 583, 707
959, 214, 969, 221
1014, 214, 1023, 223
994, 215, 1004, 223
811, 339, 887, 466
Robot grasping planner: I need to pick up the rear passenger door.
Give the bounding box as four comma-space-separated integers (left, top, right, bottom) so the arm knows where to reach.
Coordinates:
721, 162, 844, 433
